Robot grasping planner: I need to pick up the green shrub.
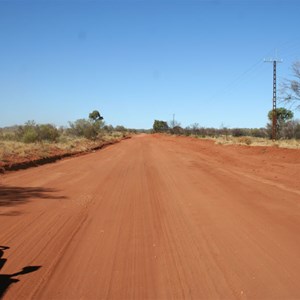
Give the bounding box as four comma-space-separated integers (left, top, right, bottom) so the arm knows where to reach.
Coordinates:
23, 128, 39, 143
153, 120, 169, 132
68, 119, 104, 140
38, 124, 59, 142
16, 121, 60, 143
115, 125, 126, 132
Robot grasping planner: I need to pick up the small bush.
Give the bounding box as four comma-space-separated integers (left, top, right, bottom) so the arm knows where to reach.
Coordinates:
38, 124, 59, 142
232, 128, 244, 137
68, 119, 104, 140
238, 137, 252, 145
23, 129, 39, 143
115, 125, 126, 132
15, 121, 60, 143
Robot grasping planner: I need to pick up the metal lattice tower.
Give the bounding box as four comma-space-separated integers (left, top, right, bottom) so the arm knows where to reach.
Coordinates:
265, 54, 282, 140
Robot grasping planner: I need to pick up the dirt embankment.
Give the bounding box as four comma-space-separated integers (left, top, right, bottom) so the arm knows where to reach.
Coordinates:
0, 134, 300, 299
0, 137, 131, 173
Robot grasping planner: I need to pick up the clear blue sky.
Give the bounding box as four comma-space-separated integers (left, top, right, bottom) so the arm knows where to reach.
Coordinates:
1, 0, 300, 129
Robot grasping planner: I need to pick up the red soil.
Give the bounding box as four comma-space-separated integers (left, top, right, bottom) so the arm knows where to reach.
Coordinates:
0, 134, 300, 299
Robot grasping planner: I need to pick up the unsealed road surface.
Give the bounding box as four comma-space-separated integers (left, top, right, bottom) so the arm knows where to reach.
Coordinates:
1, 134, 300, 299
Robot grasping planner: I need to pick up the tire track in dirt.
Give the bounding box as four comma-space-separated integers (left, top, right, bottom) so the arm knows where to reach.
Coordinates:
1, 135, 300, 299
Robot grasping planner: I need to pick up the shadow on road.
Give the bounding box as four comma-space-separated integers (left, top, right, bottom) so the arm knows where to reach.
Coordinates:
0, 246, 41, 299
0, 185, 66, 208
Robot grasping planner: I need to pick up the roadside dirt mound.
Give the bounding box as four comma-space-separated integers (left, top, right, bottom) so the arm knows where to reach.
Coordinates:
0, 140, 121, 173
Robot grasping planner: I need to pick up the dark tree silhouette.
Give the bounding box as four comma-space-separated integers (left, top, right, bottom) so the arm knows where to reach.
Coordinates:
89, 110, 104, 122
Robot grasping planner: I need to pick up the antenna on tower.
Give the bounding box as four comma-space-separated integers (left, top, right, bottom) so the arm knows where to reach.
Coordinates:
264, 50, 283, 140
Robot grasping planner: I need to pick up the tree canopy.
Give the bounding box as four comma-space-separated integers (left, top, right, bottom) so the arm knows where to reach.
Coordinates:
268, 107, 294, 125
89, 110, 104, 122
153, 120, 169, 132
267, 107, 294, 138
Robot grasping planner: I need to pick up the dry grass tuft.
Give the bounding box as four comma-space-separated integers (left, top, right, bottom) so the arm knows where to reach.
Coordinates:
210, 136, 300, 149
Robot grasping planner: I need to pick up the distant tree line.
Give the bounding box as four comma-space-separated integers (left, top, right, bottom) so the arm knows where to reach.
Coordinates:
1, 120, 61, 143
152, 60, 300, 140
152, 107, 300, 140
0, 110, 135, 143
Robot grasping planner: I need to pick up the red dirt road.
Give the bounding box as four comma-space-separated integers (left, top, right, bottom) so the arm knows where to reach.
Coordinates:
1, 134, 300, 299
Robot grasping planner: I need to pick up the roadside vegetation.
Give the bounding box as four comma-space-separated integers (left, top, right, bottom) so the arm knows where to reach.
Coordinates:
0, 110, 135, 168
152, 107, 300, 148
2, 60, 300, 166
152, 59, 300, 149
